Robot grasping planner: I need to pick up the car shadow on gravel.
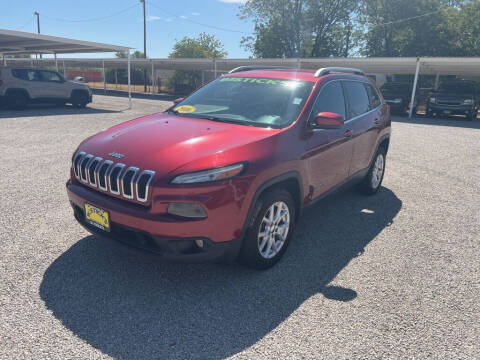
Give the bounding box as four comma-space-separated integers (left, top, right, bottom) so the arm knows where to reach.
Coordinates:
40, 187, 401, 360
0, 105, 121, 118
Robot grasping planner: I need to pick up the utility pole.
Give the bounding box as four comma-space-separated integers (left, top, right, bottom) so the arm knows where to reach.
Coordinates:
140, 0, 147, 92
34, 11, 42, 59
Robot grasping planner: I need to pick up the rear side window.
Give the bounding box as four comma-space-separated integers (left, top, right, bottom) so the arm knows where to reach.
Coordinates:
309, 81, 346, 121
365, 83, 381, 109
343, 81, 370, 118
11, 69, 38, 81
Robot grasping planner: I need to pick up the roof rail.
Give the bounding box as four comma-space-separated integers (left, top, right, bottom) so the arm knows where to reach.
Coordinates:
228, 65, 297, 74
314, 67, 365, 77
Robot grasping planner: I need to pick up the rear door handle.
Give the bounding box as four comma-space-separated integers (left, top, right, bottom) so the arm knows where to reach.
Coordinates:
344, 129, 353, 138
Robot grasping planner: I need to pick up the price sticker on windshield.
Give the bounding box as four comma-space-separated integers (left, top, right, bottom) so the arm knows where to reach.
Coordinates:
175, 105, 196, 113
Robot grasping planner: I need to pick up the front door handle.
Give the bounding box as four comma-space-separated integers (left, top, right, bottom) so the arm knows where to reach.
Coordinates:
344, 129, 353, 138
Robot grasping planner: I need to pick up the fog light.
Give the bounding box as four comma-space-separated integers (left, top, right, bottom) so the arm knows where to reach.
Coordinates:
195, 239, 204, 248
167, 202, 207, 218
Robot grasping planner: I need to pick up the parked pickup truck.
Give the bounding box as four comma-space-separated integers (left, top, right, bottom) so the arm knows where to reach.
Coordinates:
426, 80, 478, 121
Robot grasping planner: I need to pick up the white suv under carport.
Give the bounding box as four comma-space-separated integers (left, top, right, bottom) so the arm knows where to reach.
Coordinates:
0, 67, 92, 110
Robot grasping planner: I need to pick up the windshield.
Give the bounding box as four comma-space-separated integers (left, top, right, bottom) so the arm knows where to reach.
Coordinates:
170, 76, 315, 128
438, 82, 475, 94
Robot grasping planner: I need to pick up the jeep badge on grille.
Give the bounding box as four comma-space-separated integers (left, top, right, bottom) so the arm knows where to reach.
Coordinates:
108, 152, 124, 159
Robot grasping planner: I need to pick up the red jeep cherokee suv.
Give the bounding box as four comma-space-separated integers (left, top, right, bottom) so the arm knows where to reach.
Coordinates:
66, 67, 391, 269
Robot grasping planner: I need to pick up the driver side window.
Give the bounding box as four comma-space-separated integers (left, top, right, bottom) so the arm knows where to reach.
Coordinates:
39, 70, 62, 82
309, 82, 346, 123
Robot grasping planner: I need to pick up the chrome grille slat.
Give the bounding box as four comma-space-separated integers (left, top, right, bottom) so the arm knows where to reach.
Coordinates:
107, 163, 125, 195
121, 167, 139, 199
72, 152, 155, 203
73, 151, 86, 179
98, 160, 113, 191
87, 157, 102, 187
136, 170, 155, 203
80, 155, 93, 183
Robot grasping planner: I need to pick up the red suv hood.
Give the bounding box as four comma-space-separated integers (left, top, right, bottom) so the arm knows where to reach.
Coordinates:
78, 112, 279, 178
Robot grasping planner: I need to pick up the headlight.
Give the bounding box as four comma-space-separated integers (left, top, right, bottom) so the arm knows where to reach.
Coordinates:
463, 99, 473, 105
429, 97, 436, 104
171, 163, 245, 184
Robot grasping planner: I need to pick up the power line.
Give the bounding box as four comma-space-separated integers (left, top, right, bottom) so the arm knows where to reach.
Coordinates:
42, 3, 140, 23
368, 9, 444, 29
148, 1, 252, 34
18, 15, 35, 30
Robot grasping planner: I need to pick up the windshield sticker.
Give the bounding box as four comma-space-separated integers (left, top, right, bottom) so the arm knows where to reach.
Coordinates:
175, 105, 196, 113
220, 77, 300, 87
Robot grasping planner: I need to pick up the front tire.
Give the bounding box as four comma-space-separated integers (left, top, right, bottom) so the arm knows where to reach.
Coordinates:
467, 109, 477, 121
71, 91, 88, 108
239, 189, 296, 270
358, 146, 386, 195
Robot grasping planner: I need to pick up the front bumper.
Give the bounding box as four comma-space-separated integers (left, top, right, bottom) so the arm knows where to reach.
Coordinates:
428, 103, 474, 114
66, 181, 246, 262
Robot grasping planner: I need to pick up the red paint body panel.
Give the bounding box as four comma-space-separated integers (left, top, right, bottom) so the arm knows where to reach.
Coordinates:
66, 69, 391, 260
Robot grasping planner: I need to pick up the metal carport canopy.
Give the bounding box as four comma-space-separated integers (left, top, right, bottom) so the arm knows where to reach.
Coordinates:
10, 56, 480, 75
0, 28, 133, 107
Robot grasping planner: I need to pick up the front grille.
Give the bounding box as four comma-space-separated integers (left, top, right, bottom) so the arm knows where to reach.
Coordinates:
72, 152, 155, 203
437, 99, 462, 106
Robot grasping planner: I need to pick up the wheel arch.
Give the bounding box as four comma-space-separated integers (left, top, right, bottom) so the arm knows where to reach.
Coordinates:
5, 88, 30, 99
241, 171, 304, 239
70, 88, 89, 100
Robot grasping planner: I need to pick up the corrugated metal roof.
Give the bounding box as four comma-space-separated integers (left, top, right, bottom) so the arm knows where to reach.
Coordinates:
4, 56, 480, 76
0, 28, 130, 55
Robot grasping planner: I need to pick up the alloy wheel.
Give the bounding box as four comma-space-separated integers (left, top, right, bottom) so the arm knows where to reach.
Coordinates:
257, 201, 290, 259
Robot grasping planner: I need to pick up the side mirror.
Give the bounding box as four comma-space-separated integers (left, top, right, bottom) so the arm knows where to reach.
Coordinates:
173, 97, 184, 105
314, 112, 344, 129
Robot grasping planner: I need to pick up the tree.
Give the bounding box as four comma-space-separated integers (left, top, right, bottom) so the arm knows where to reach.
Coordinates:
239, 0, 357, 58
357, 0, 477, 57
167, 33, 227, 93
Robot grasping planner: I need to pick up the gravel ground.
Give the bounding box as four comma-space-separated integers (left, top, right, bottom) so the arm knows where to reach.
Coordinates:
0, 95, 479, 359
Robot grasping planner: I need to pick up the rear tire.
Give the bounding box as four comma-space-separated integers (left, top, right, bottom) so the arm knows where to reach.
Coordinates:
71, 91, 88, 108
467, 109, 477, 121
358, 146, 386, 195
6, 91, 28, 110
238, 189, 296, 270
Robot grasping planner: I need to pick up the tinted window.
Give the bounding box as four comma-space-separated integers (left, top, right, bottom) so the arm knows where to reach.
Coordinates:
438, 82, 475, 95
365, 84, 381, 109
310, 81, 346, 121
39, 71, 62, 82
12, 69, 39, 81
343, 81, 370, 118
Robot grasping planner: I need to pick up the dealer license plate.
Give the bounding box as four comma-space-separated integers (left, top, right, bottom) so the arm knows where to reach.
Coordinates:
84, 203, 110, 232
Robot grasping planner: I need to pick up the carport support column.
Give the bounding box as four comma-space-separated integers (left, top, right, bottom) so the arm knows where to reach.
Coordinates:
102, 60, 106, 93
151, 60, 154, 97
128, 50, 132, 109
434, 73, 440, 90
213, 57, 217, 79
409, 58, 421, 118
54, 53, 58, 72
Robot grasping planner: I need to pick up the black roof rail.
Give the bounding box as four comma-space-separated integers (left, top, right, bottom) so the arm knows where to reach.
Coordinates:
314, 67, 365, 77
228, 65, 297, 74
